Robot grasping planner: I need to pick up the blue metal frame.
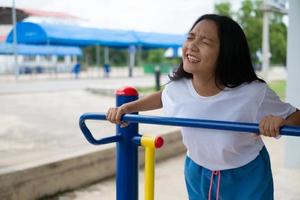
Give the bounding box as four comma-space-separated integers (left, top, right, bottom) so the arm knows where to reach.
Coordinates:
80, 113, 300, 139
79, 108, 300, 200
115, 95, 139, 200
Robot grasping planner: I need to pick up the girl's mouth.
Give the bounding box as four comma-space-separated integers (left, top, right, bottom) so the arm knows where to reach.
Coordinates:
187, 54, 200, 63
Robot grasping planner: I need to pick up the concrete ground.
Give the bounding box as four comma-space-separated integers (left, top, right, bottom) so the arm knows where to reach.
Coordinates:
0, 74, 171, 169
50, 154, 187, 200
0, 68, 299, 200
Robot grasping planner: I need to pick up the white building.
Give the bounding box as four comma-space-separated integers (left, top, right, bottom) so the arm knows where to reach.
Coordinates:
0, 6, 82, 75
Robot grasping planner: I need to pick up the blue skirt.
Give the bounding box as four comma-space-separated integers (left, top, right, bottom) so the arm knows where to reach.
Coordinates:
184, 146, 273, 200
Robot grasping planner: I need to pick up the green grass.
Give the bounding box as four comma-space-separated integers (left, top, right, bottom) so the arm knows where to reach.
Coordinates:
268, 80, 286, 100
136, 80, 287, 100
136, 86, 156, 94
136, 85, 165, 94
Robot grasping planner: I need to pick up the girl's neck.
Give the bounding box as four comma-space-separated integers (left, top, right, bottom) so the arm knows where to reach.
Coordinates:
192, 75, 224, 97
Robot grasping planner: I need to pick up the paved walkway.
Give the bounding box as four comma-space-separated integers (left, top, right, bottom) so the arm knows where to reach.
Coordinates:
0, 74, 170, 169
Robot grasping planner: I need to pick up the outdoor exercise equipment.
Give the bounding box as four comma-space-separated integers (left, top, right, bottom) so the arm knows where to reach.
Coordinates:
79, 86, 300, 200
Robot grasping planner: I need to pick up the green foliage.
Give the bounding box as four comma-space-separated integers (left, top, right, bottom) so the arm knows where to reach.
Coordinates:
214, 1, 232, 17
237, 0, 263, 65
109, 48, 128, 66
146, 49, 166, 64
270, 20, 287, 65
214, 0, 287, 66
82, 46, 179, 67
82, 46, 128, 67
142, 48, 179, 66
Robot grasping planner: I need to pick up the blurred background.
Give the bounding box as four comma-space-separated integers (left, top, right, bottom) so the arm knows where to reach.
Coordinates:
0, 0, 288, 80
1, 1, 300, 200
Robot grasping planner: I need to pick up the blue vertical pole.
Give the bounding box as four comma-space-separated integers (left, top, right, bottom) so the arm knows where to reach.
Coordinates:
116, 86, 139, 200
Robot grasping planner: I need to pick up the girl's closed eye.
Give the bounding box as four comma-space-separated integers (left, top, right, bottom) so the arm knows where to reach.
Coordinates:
186, 36, 194, 40
187, 33, 196, 40
202, 40, 210, 45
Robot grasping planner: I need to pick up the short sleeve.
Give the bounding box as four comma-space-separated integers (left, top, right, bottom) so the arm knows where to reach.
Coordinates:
161, 84, 174, 116
256, 86, 297, 122
161, 80, 186, 117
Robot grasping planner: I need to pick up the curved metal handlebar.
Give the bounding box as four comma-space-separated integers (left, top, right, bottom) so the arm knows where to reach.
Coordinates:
79, 112, 300, 143
79, 114, 122, 145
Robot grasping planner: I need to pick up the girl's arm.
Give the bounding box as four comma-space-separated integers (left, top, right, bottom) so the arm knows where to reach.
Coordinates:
284, 109, 300, 126
106, 91, 162, 125
259, 109, 300, 137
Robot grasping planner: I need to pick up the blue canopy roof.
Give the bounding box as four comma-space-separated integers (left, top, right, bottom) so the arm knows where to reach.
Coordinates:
6, 22, 185, 48
133, 31, 185, 49
0, 43, 82, 56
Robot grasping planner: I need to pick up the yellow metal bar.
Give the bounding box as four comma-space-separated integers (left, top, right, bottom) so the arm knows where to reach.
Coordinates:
141, 136, 163, 200
141, 136, 155, 200
144, 146, 155, 200
141, 136, 156, 148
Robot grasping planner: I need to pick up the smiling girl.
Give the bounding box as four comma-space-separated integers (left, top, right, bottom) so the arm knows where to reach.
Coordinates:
106, 14, 300, 200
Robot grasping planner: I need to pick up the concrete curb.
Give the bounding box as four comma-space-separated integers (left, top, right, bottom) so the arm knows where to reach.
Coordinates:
0, 129, 184, 200
85, 85, 115, 96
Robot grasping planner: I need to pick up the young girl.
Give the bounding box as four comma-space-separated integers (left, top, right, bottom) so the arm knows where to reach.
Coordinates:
106, 14, 300, 200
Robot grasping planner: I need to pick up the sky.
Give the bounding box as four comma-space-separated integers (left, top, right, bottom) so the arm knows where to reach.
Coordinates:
0, 0, 240, 34
1, 0, 289, 34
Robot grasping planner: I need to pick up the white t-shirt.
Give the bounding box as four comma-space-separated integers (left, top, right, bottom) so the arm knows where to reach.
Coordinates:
161, 78, 296, 170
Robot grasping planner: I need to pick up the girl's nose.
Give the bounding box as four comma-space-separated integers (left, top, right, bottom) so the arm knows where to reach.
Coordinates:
187, 41, 199, 52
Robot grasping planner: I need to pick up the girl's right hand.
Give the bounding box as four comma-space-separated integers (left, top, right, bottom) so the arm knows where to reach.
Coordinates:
106, 91, 162, 127
106, 104, 130, 127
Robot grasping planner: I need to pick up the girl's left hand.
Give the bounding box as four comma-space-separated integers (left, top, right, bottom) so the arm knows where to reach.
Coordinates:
259, 115, 285, 137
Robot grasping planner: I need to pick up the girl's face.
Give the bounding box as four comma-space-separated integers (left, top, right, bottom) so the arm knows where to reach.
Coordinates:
182, 19, 220, 78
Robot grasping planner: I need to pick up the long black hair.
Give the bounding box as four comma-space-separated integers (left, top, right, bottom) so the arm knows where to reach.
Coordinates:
169, 14, 264, 88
